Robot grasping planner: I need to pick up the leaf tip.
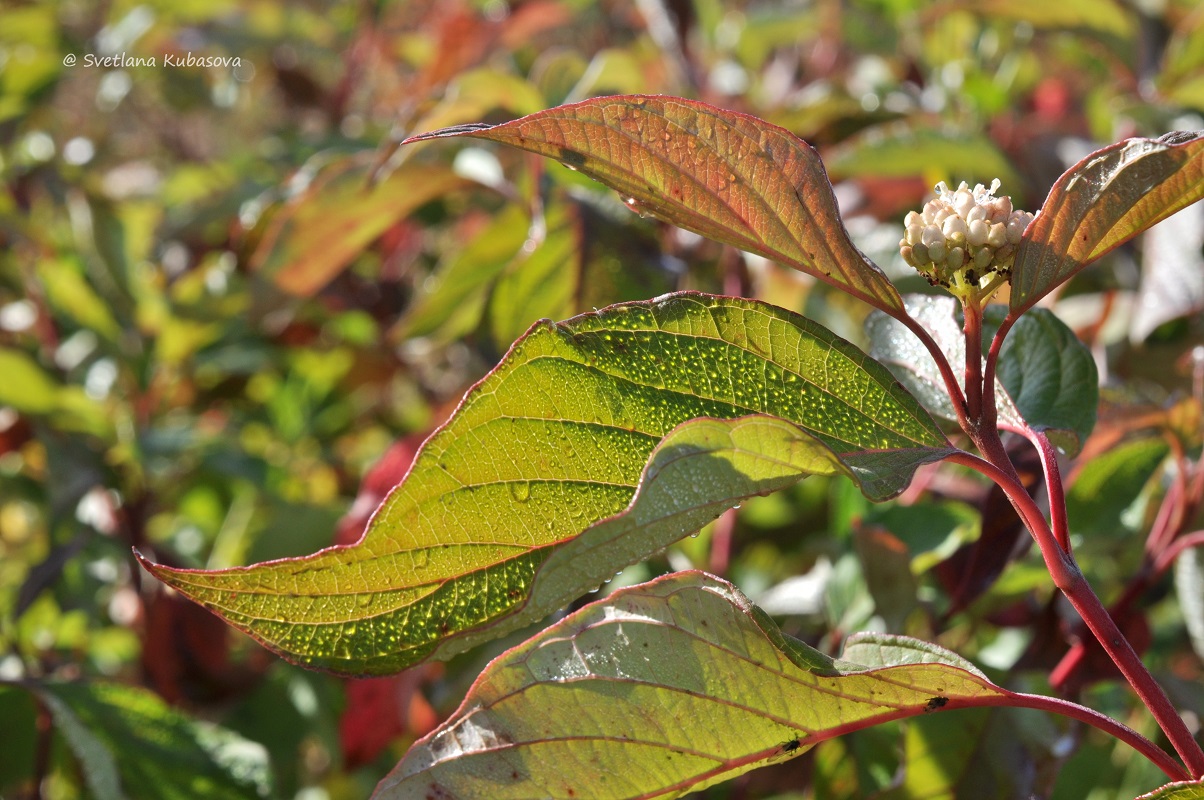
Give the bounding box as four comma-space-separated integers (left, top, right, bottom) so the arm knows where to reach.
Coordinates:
400, 122, 496, 147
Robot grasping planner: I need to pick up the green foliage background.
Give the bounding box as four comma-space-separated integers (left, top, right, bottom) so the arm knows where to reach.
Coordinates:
1, 0, 1202, 797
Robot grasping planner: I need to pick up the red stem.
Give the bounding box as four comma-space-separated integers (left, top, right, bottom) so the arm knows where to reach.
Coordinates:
1155, 530, 1204, 575
709, 507, 737, 577
946, 448, 1204, 777
1004, 425, 1071, 553
962, 691, 1189, 782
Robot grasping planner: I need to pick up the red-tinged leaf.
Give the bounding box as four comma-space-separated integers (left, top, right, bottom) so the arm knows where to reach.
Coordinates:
249, 156, 467, 297
403, 95, 906, 315
139, 293, 953, 676
373, 572, 1011, 800
1010, 132, 1204, 315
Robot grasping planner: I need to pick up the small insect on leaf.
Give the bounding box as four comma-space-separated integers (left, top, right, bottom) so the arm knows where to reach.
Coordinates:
924, 696, 949, 712
780, 736, 803, 754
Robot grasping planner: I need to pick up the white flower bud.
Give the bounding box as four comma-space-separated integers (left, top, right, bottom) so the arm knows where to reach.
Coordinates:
943, 215, 967, 239
967, 219, 990, 247
987, 222, 1007, 248
1006, 212, 1031, 244
921, 224, 944, 248
952, 188, 976, 217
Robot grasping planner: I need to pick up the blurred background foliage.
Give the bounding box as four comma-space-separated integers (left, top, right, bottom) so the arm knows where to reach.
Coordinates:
1, 0, 1203, 797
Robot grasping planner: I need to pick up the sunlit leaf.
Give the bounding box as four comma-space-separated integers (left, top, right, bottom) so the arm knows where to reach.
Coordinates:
39, 257, 123, 341
35, 681, 272, 800
250, 156, 467, 296
487, 197, 674, 348
1010, 132, 1204, 314
374, 572, 1008, 800
879, 706, 1043, 800
142, 293, 953, 675
1139, 780, 1204, 799
403, 95, 906, 314
406, 69, 546, 141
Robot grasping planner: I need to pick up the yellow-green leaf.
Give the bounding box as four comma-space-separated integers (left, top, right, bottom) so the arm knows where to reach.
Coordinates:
141, 293, 952, 675
374, 572, 1008, 800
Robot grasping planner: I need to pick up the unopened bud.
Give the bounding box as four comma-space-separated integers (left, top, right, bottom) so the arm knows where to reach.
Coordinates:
898, 179, 1034, 298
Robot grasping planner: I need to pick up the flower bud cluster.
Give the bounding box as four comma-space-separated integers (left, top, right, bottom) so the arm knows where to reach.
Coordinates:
899, 179, 1033, 295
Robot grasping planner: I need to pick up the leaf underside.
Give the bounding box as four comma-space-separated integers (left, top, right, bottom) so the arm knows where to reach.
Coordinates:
404, 94, 906, 315
1010, 131, 1204, 315
375, 572, 1008, 800
141, 293, 952, 675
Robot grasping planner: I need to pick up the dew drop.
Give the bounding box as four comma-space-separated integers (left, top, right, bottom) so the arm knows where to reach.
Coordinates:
510, 481, 531, 503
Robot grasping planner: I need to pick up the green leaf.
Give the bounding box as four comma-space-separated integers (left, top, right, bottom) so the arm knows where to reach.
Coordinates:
1139, 780, 1204, 799
868, 298, 1098, 454
35, 681, 272, 800
250, 155, 467, 297
486, 198, 675, 348
1010, 132, 1204, 315
403, 95, 906, 315
1065, 437, 1168, 538
39, 257, 123, 341
396, 204, 531, 342
953, 0, 1132, 35
374, 572, 1008, 800
826, 129, 1023, 195
35, 688, 124, 800
0, 348, 60, 413
990, 307, 1099, 455
142, 293, 953, 675
878, 707, 1033, 800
